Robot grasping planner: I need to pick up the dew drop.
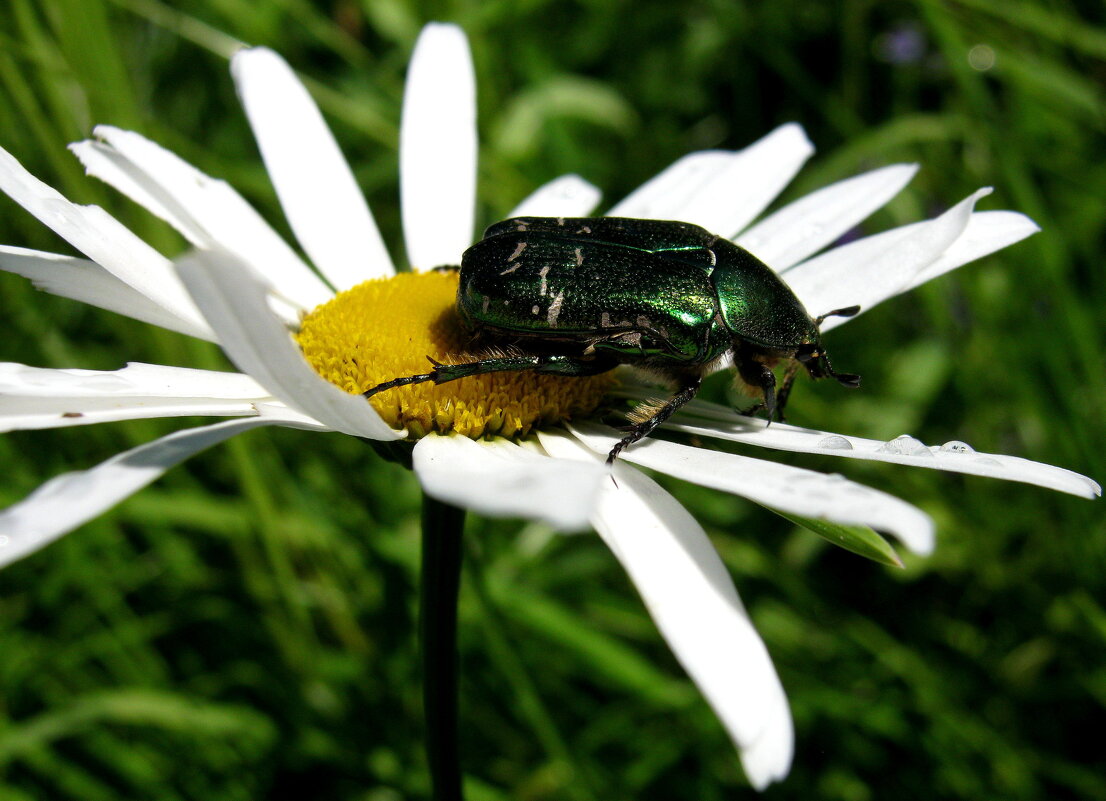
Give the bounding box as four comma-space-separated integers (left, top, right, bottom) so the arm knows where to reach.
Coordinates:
939, 440, 975, 454
877, 434, 932, 457
818, 435, 853, 450
973, 456, 1002, 468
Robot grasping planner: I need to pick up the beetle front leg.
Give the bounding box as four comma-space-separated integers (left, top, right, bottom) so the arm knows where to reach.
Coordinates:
606, 375, 702, 464
362, 353, 616, 398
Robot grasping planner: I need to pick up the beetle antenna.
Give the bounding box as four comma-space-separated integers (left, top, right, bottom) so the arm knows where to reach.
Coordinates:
815, 305, 861, 325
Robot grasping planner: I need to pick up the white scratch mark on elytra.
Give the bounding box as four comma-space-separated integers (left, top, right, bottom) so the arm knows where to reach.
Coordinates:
538, 264, 550, 296
531, 304, 540, 315
499, 241, 528, 275
574, 247, 583, 267
547, 290, 565, 327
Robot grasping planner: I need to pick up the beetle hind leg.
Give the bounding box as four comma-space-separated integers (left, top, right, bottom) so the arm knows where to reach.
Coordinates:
606, 375, 702, 465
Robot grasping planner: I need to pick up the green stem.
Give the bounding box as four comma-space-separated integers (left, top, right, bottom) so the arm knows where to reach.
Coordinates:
420, 494, 466, 801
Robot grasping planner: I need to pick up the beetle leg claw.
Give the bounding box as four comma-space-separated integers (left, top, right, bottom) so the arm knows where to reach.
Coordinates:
606, 376, 702, 464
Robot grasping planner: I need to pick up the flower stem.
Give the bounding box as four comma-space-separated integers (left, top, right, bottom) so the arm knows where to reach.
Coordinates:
420, 494, 466, 801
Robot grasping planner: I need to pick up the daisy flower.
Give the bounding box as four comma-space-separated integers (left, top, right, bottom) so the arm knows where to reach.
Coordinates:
0, 22, 1098, 791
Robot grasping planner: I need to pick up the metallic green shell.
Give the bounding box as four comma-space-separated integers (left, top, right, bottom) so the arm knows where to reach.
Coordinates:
709, 238, 819, 348
459, 216, 818, 363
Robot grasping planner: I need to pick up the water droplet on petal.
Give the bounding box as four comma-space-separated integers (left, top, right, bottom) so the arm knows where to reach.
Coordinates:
973, 456, 1002, 467
818, 435, 853, 450
878, 434, 931, 456
939, 440, 975, 454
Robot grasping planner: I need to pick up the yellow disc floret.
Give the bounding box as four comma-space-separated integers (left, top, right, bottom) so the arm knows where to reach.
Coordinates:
296, 270, 615, 439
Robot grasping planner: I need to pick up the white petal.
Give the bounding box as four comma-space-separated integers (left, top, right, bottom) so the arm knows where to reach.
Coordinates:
569, 422, 935, 554
413, 433, 603, 531
737, 163, 919, 270
656, 396, 1102, 500
0, 143, 205, 328
72, 127, 332, 310
904, 210, 1039, 293
231, 47, 394, 289
674, 123, 815, 238
176, 248, 402, 441
0, 362, 272, 431
0, 246, 215, 340
401, 23, 477, 269
540, 431, 793, 789
609, 124, 813, 237
507, 174, 602, 218
607, 150, 734, 219
0, 417, 277, 568
782, 188, 992, 325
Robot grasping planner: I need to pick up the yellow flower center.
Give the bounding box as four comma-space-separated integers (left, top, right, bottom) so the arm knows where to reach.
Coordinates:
296, 270, 616, 439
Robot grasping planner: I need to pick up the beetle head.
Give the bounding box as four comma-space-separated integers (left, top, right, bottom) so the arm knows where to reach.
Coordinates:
795, 306, 862, 388
795, 342, 860, 387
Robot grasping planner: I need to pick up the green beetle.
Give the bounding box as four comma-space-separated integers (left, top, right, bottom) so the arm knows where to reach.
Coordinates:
364, 216, 859, 463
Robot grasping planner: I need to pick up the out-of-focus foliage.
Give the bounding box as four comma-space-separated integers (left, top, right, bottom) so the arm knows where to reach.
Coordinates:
0, 1, 1103, 799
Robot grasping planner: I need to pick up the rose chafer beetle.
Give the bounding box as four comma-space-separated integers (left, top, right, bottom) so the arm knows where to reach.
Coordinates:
364, 216, 860, 463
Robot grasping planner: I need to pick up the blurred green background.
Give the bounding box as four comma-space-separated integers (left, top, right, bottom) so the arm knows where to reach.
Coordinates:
1, 0, 1104, 799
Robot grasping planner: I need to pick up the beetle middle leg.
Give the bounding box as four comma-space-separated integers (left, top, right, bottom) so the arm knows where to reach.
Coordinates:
362, 352, 617, 398
606, 375, 702, 465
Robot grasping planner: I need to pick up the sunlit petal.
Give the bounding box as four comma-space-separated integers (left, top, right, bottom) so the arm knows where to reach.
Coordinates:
0, 246, 214, 340
673, 123, 815, 238
0, 362, 272, 431
903, 210, 1040, 294
232, 47, 394, 288
0, 417, 280, 569
607, 150, 733, 219
570, 422, 935, 554
401, 23, 477, 269
176, 248, 401, 441
507, 174, 602, 218
0, 143, 204, 329
782, 187, 991, 321
653, 396, 1102, 499
540, 431, 793, 790
72, 126, 332, 310
738, 163, 919, 270
414, 433, 603, 531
